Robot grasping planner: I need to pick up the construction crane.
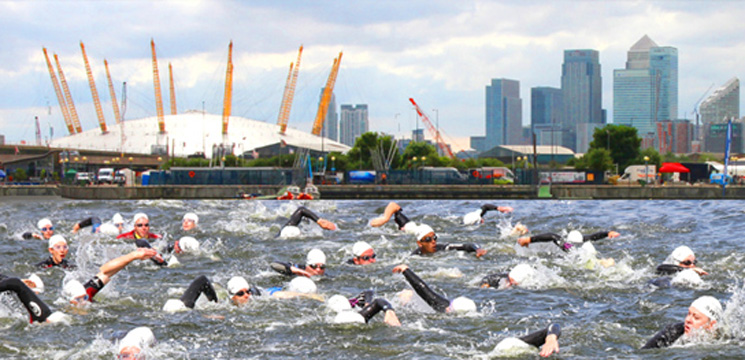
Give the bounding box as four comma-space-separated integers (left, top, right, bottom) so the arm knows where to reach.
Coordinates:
151, 39, 166, 133
42, 48, 75, 135
311, 52, 343, 136
80, 42, 107, 133
409, 98, 455, 159
221, 41, 234, 138
54, 53, 83, 133
169, 62, 177, 115
277, 45, 303, 135
104, 59, 121, 124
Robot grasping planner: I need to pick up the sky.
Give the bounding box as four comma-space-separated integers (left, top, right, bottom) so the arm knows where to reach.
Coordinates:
1, 0, 743, 151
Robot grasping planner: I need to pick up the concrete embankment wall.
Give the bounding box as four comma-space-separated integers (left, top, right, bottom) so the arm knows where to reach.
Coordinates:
0, 185, 59, 197
552, 185, 745, 199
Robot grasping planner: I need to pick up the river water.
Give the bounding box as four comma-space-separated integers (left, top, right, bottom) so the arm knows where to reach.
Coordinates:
1, 198, 744, 359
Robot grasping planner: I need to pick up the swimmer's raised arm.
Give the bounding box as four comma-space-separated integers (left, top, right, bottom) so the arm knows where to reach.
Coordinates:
370, 202, 402, 227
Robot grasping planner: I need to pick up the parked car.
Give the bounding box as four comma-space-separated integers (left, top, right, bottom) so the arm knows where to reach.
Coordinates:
113, 170, 126, 185
74, 172, 94, 185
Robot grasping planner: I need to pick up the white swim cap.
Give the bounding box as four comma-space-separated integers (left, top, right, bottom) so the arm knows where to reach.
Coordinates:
493, 337, 533, 354
178, 237, 200, 252
280, 226, 301, 238
566, 230, 583, 244
183, 212, 199, 224
48, 235, 67, 249
463, 210, 482, 225
306, 249, 326, 265
327, 294, 352, 313
415, 224, 435, 241
671, 246, 695, 263
37, 218, 52, 230
227, 276, 250, 296
46, 311, 70, 324
333, 310, 366, 324
288, 277, 317, 294
690, 295, 723, 323
98, 223, 119, 235
508, 263, 536, 285
118, 326, 155, 353
162, 299, 188, 312
352, 241, 373, 257
112, 213, 124, 224
133, 213, 148, 223
26, 274, 44, 292
401, 221, 419, 234
63, 280, 87, 300
580, 242, 597, 255
672, 269, 703, 286
450, 296, 477, 313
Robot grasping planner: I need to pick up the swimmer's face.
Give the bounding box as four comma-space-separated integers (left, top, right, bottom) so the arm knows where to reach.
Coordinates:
417, 232, 438, 254
118, 346, 141, 359
134, 218, 150, 238
679, 254, 697, 269
684, 306, 715, 334
182, 219, 196, 231
231, 288, 251, 306
353, 248, 376, 265
41, 226, 55, 239
115, 223, 124, 234
49, 242, 69, 263
306, 263, 326, 276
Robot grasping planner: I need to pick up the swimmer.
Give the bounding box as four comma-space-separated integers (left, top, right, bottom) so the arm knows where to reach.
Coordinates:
346, 241, 377, 265
642, 295, 723, 349
118, 326, 156, 359
72, 213, 125, 235
327, 290, 401, 326
117, 213, 162, 240
493, 323, 561, 357
462, 204, 513, 225
411, 224, 487, 257
655, 245, 708, 276
518, 230, 620, 252
65, 247, 161, 306
0, 274, 67, 323
22, 218, 55, 240
369, 201, 419, 233
182, 212, 199, 232
480, 263, 537, 289
36, 235, 76, 269
163, 236, 200, 254
391, 264, 477, 313
267, 276, 324, 301
270, 248, 327, 277
227, 276, 262, 306
162, 275, 219, 312
278, 206, 336, 237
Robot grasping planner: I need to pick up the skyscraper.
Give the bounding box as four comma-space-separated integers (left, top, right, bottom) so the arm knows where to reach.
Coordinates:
614, 35, 679, 142
531, 87, 563, 146
561, 49, 602, 152
701, 78, 740, 152
320, 88, 338, 141
485, 78, 522, 149
339, 104, 368, 146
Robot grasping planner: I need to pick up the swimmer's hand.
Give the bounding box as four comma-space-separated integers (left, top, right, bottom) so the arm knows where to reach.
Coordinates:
317, 219, 337, 231
598, 258, 615, 268
71, 223, 81, 233
517, 237, 531, 247
32, 233, 43, 240
384, 310, 401, 327
608, 231, 620, 239
475, 248, 487, 258
292, 268, 314, 278
497, 206, 513, 213
692, 267, 709, 276
392, 264, 409, 274
539, 334, 559, 357
132, 248, 159, 260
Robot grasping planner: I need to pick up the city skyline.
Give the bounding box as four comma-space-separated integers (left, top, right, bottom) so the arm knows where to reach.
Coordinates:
0, 1, 744, 152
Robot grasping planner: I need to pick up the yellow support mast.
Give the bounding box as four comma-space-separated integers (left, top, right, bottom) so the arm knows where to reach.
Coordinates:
151, 39, 166, 133
80, 42, 107, 133
221, 41, 233, 138
54, 53, 83, 133
104, 59, 121, 124
311, 52, 343, 136
277, 45, 303, 135
169, 62, 177, 115
42, 48, 75, 135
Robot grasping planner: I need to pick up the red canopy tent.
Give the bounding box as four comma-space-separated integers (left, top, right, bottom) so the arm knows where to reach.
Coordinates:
659, 162, 690, 173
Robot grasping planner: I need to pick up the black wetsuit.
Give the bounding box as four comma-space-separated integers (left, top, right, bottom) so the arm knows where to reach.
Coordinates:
0, 275, 53, 323
36, 257, 76, 270
179, 275, 219, 309
519, 324, 562, 348
350, 290, 395, 323
82, 275, 106, 301
480, 273, 510, 288
283, 207, 320, 228
642, 322, 685, 349
411, 243, 483, 256
526, 231, 613, 252
76, 216, 102, 232
401, 268, 451, 312
479, 204, 501, 217
22, 231, 40, 240
270, 261, 309, 276
134, 239, 168, 266
650, 264, 693, 287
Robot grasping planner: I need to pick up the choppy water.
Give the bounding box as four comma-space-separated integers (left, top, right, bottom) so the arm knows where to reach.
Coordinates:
1, 198, 745, 359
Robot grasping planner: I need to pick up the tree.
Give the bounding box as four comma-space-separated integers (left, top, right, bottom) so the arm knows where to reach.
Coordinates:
583, 148, 614, 171
399, 141, 440, 169
588, 124, 641, 170
637, 147, 662, 168
346, 132, 401, 170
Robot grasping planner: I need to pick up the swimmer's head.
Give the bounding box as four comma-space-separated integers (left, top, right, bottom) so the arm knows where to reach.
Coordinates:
508, 263, 536, 286
333, 310, 366, 324
37, 218, 53, 230
25, 274, 44, 293
182, 212, 198, 231
48, 234, 67, 249
686, 295, 722, 334
327, 294, 352, 313
64, 280, 89, 305
112, 213, 124, 225
48, 235, 68, 263
566, 230, 583, 244
228, 276, 252, 306
133, 213, 148, 223
449, 296, 477, 313
118, 326, 155, 359
133, 213, 150, 237
38, 218, 54, 239
176, 236, 199, 253
463, 210, 483, 225
352, 241, 376, 265
670, 246, 696, 268
288, 277, 317, 294
306, 249, 326, 275
415, 224, 438, 254
480, 273, 507, 288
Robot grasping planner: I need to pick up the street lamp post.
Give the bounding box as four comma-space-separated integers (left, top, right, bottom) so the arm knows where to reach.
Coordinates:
644, 156, 650, 185
331, 156, 336, 172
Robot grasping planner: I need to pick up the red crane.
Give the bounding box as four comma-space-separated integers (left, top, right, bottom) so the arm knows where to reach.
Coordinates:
408, 98, 454, 159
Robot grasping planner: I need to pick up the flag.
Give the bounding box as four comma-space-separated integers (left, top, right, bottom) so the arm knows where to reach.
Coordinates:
252, 149, 259, 159
280, 139, 287, 148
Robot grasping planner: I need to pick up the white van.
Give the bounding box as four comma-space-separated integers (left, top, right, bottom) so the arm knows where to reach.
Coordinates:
97, 168, 115, 184
616, 165, 656, 184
